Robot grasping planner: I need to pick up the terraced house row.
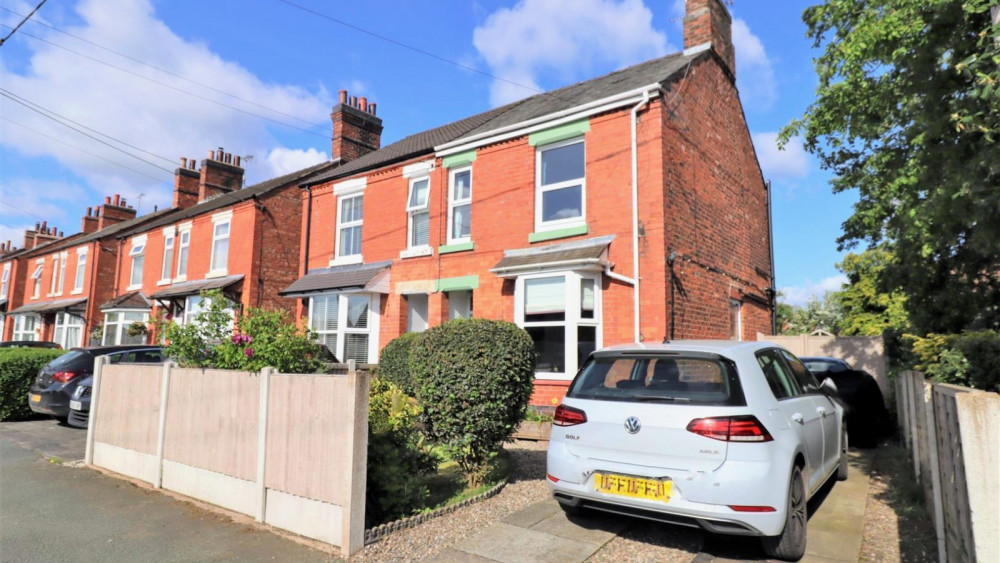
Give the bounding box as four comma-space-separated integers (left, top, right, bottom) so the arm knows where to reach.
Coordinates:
1, 0, 775, 403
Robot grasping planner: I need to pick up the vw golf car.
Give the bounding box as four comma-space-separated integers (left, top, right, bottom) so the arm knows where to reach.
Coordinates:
546, 341, 846, 561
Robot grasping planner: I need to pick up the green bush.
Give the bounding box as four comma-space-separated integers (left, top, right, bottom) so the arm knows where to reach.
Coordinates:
365, 377, 435, 527
376, 332, 422, 396
411, 318, 536, 487
906, 330, 1000, 392
0, 348, 66, 421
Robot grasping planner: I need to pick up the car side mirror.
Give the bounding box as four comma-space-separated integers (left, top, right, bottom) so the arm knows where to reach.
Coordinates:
821, 377, 839, 395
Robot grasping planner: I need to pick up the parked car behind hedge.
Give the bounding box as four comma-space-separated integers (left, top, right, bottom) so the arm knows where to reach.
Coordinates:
0, 348, 66, 421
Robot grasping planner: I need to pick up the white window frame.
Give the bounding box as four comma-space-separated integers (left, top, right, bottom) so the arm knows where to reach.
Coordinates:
447, 166, 473, 244
447, 289, 472, 320
128, 235, 147, 290
535, 137, 586, 231
13, 314, 40, 341
514, 270, 602, 381
160, 227, 176, 284
55, 252, 67, 295
208, 211, 232, 277
30, 260, 43, 299
53, 312, 85, 349
406, 293, 429, 332
48, 255, 59, 295
333, 195, 364, 265
403, 175, 432, 255
72, 247, 87, 294
308, 291, 381, 363
174, 223, 192, 282
102, 309, 150, 345
1, 263, 9, 299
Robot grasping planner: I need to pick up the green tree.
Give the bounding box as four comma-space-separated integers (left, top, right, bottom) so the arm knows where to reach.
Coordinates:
782, 0, 1000, 334
779, 291, 844, 335
834, 247, 910, 336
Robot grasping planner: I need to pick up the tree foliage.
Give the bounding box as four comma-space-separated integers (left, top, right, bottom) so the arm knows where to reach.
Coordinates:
778, 291, 844, 335
783, 0, 1000, 333
833, 246, 910, 336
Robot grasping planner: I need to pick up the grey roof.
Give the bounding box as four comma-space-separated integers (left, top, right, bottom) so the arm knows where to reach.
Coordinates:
100, 291, 151, 311
491, 235, 615, 276
148, 274, 244, 300
304, 51, 699, 186
11, 210, 179, 260
135, 161, 333, 234
9, 297, 87, 315
280, 261, 392, 297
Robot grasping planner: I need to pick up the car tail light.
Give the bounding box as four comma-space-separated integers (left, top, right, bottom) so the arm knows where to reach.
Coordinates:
51, 371, 81, 383
686, 415, 773, 442
553, 404, 587, 427
728, 505, 776, 512
547, 474, 559, 483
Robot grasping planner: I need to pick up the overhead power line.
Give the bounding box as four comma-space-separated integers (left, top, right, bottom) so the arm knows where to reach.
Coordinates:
0, 88, 176, 174
0, 0, 46, 47
0, 6, 328, 132
0, 23, 333, 141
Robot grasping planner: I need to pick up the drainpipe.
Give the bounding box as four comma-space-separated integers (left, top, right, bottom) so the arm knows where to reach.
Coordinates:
302, 186, 313, 277
629, 89, 655, 342
766, 179, 777, 335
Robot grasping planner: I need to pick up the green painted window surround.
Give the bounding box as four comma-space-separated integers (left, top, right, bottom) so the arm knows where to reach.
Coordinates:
438, 241, 474, 254
528, 224, 589, 243
442, 150, 477, 168
528, 119, 591, 147
437, 275, 479, 292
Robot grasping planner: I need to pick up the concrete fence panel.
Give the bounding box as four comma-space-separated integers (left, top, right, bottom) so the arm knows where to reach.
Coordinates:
758, 333, 889, 402
89, 362, 164, 484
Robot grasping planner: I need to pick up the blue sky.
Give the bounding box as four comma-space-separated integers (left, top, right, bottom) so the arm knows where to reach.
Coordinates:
0, 0, 852, 305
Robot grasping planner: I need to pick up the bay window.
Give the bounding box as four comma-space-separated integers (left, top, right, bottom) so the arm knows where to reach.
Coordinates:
13, 314, 39, 341
516, 271, 600, 379
53, 312, 84, 348
103, 310, 150, 345
309, 293, 379, 363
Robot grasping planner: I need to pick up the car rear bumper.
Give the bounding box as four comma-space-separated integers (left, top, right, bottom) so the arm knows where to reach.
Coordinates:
27, 391, 70, 417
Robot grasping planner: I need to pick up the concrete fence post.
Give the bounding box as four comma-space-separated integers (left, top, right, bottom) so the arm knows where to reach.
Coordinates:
153, 361, 173, 489
84, 355, 109, 465
256, 367, 274, 523
955, 392, 1000, 562
341, 359, 369, 556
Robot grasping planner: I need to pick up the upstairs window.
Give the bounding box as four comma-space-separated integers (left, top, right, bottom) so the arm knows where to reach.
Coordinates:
129, 238, 146, 288
448, 167, 472, 243
161, 230, 175, 281
31, 262, 43, 298
536, 138, 585, 230
176, 228, 190, 279
73, 249, 87, 292
49, 256, 60, 295
1, 263, 10, 298
407, 177, 430, 248
56, 254, 67, 294
210, 218, 230, 274
337, 194, 364, 259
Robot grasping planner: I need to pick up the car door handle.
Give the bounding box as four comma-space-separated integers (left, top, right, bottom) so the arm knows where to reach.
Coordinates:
817, 407, 829, 417
791, 413, 804, 424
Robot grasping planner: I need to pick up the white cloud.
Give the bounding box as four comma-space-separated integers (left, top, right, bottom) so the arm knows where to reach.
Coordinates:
780, 275, 847, 307
752, 132, 809, 180
0, 223, 32, 250
263, 147, 329, 179
731, 18, 775, 109
473, 0, 671, 106
0, 0, 332, 224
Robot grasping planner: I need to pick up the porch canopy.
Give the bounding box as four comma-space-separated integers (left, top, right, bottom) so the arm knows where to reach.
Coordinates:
99, 291, 152, 311
148, 275, 244, 302
280, 261, 392, 298
9, 297, 88, 315
490, 235, 615, 278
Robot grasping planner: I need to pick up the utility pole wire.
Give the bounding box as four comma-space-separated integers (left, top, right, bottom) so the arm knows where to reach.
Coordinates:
0, 0, 46, 47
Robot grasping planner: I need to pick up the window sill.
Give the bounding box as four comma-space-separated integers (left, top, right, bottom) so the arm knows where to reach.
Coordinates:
172, 275, 187, 283
330, 255, 363, 267
70, 289, 83, 295
204, 270, 228, 279
439, 241, 474, 254
399, 246, 433, 259
156, 279, 172, 286
126, 284, 142, 291
533, 372, 574, 382
528, 224, 589, 243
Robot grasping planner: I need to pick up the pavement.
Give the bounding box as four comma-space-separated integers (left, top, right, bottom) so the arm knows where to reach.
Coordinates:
448, 450, 874, 563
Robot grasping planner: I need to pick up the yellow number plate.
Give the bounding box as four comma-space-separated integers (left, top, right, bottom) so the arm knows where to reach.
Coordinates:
594, 473, 672, 502
30, 394, 42, 403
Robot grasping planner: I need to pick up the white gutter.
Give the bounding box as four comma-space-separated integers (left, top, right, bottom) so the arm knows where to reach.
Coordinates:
435, 83, 666, 157
629, 89, 657, 343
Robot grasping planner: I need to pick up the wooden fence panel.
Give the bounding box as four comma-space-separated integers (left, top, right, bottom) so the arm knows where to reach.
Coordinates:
934, 384, 976, 562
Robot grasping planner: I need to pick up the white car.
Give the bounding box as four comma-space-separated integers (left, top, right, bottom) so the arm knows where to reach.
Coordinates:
546, 341, 846, 561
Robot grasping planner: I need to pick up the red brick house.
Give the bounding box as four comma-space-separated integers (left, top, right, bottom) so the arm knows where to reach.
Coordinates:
0, 199, 170, 347
104, 149, 335, 342
282, 0, 775, 404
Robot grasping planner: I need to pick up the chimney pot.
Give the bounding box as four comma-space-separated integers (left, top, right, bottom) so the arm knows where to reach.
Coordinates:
41, 220, 47, 231
359, 97, 368, 112
86, 206, 92, 217
113, 194, 120, 206
180, 157, 188, 168
339, 90, 348, 104
369, 102, 377, 116
349, 95, 358, 107
35, 222, 40, 230
235, 155, 241, 167
105, 196, 111, 205
208, 150, 216, 160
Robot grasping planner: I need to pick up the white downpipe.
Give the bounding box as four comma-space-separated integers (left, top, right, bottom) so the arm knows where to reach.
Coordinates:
630, 90, 655, 343
604, 264, 635, 286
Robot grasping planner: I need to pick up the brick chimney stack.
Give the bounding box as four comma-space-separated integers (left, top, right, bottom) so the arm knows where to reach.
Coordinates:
0, 240, 16, 256
81, 206, 100, 234
95, 194, 138, 230
331, 90, 383, 164
173, 156, 200, 209
683, 0, 735, 79
198, 148, 245, 202
23, 221, 64, 248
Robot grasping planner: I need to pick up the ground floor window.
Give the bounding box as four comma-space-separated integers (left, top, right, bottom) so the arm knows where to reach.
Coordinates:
175, 295, 234, 330
53, 312, 85, 349
309, 292, 379, 363
13, 314, 40, 341
406, 294, 428, 333
447, 290, 472, 320
515, 271, 600, 380
103, 310, 150, 345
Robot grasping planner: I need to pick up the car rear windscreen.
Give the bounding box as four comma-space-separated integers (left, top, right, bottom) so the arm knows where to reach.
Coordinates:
566, 354, 745, 406
45, 350, 93, 371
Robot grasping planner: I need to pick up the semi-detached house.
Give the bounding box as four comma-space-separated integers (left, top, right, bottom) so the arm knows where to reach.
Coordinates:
283, 0, 776, 405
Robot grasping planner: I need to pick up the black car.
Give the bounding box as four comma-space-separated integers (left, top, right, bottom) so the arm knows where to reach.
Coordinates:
28, 346, 165, 422
801, 356, 889, 447
0, 340, 62, 349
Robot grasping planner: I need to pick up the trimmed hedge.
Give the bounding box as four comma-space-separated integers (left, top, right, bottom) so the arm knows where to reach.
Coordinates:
411, 318, 536, 486
0, 348, 66, 421
376, 331, 422, 396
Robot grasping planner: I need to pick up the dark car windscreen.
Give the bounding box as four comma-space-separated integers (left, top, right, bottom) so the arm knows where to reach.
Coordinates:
45, 350, 93, 371
566, 354, 745, 406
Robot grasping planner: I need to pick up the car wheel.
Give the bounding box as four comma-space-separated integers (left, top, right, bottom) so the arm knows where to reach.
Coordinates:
837, 427, 849, 481
762, 465, 807, 561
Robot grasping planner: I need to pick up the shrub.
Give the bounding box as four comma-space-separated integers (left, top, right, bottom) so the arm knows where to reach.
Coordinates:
411, 318, 536, 487
365, 377, 435, 527
152, 289, 234, 368
0, 348, 66, 421
906, 330, 1000, 392
376, 332, 422, 396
